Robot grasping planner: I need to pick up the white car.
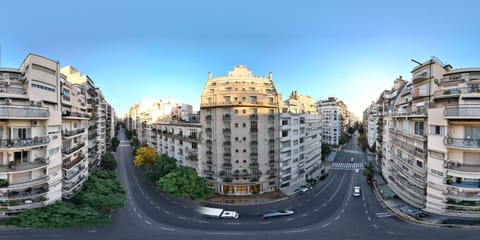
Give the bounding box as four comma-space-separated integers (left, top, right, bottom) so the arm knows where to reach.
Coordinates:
353, 186, 361, 197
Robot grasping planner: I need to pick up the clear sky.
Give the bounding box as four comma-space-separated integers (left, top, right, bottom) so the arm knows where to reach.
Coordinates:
1, 0, 479, 118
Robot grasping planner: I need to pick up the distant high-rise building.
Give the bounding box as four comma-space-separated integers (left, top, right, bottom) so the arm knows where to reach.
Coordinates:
316, 97, 349, 146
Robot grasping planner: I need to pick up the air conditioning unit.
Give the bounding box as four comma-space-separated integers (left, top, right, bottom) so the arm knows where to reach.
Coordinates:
5, 98, 12, 104
32, 120, 39, 127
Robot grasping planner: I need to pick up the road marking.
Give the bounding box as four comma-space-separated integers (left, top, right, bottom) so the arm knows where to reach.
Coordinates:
365, 210, 368, 214
137, 213, 142, 218
285, 218, 294, 221
341, 209, 345, 214
373, 224, 379, 229
368, 216, 371, 221
198, 220, 210, 223
164, 210, 171, 215
133, 207, 137, 212
376, 212, 391, 218
322, 223, 330, 227
306, 198, 312, 202
387, 231, 402, 235
296, 203, 303, 206
260, 221, 272, 224
182, 205, 188, 209
335, 215, 340, 220
161, 227, 175, 231
173, 201, 178, 205
88, 230, 97, 233
149, 200, 154, 204
301, 213, 309, 217
205, 232, 245, 235
156, 206, 161, 210
364, 203, 366, 208
227, 222, 240, 225
178, 216, 186, 220
321, 203, 327, 207
145, 220, 152, 225
314, 208, 320, 212
283, 229, 308, 234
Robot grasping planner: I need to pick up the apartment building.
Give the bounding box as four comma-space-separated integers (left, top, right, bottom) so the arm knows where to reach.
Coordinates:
377, 57, 480, 217
200, 65, 282, 195
0, 54, 63, 215
279, 91, 322, 188
61, 66, 103, 168
60, 77, 89, 199
152, 121, 201, 171
316, 97, 349, 146
364, 103, 378, 149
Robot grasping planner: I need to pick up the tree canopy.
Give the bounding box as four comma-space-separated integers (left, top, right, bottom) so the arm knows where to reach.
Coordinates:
134, 146, 159, 168
157, 167, 213, 200
73, 170, 125, 212
144, 154, 177, 182
100, 153, 117, 171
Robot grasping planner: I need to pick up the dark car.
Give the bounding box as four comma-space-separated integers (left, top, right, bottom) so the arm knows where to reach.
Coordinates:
262, 210, 295, 219
319, 173, 329, 180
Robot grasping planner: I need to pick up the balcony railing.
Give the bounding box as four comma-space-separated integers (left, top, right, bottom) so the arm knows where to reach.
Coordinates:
392, 107, 427, 117
0, 184, 49, 201
0, 157, 49, 172
249, 114, 258, 120
445, 105, 480, 118
0, 105, 49, 119
62, 142, 86, 155
444, 137, 480, 149
63, 128, 86, 137
63, 154, 86, 170
222, 128, 231, 134
0, 137, 50, 149
222, 114, 231, 120
250, 128, 258, 133
443, 161, 480, 172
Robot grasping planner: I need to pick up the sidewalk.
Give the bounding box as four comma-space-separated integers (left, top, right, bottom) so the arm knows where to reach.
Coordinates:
203, 191, 287, 206
373, 172, 480, 228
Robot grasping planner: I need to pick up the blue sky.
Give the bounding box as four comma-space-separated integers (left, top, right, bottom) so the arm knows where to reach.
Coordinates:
1, 0, 479, 118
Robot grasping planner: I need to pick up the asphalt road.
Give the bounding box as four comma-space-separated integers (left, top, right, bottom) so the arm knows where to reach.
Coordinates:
0, 130, 479, 240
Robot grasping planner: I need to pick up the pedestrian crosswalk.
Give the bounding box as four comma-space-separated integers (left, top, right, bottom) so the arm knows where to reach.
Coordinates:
330, 162, 365, 170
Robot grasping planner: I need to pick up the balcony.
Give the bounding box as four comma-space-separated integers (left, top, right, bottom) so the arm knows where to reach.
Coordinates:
250, 128, 258, 133
205, 115, 212, 121
443, 161, 480, 173
444, 137, 480, 150
268, 127, 275, 132
445, 105, 480, 119
64, 165, 87, 182
63, 154, 86, 170
0, 137, 50, 150
0, 184, 49, 201
205, 127, 212, 133
0, 157, 49, 173
62, 110, 89, 119
268, 114, 275, 120
222, 128, 231, 134
392, 107, 427, 118
223, 153, 231, 157
223, 141, 231, 146
445, 188, 480, 201
249, 162, 259, 168
0, 105, 49, 119
250, 152, 258, 156
249, 114, 258, 120
206, 139, 213, 145
63, 128, 86, 138
250, 140, 258, 145
62, 142, 86, 155
445, 177, 480, 189
222, 162, 232, 169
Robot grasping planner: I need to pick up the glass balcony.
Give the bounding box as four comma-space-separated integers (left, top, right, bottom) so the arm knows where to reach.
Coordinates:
445, 105, 480, 119
0, 105, 49, 119
0, 137, 50, 150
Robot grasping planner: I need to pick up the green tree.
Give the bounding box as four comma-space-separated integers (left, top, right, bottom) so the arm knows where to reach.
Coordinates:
363, 162, 374, 181
339, 134, 349, 145
321, 144, 331, 160
74, 170, 125, 212
111, 137, 120, 151
134, 146, 158, 168
144, 154, 177, 182
13, 202, 109, 228
100, 153, 117, 171
157, 167, 213, 200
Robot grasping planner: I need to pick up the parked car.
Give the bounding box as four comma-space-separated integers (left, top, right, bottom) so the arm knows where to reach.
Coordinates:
262, 210, 295, 219
299, 186, 311, 194
353, 186, 361, 197
319, 173, 329, 180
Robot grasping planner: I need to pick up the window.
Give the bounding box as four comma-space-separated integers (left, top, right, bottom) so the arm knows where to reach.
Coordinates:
250, 96, 257, 103
243, 123, 246, 128
224, 96, 231, 103
235, 123, 239, 128
414, 122, 424, 136
251, 108, 257, 114
465, 126, 480, 139
268, 97, 274, 104
282, 120, 288, 126
430, 126, 444, 135
32, 81, 55, 92
282, 130, 289, 137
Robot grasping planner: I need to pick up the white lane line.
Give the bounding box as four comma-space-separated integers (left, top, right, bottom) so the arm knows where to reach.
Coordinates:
285, 218, 294, 222
137, 213, 142, 218
301, 213, 309, 217
306, 198, 312, 202
296, 203, 303, 206
341, 209, 345, 214
368, 216, 371, 221
164, 210, 171, 215
260, 221, 272, 224
205, 232, 245, 235
172, 201, 178, 205
314, 208, 320, 212
283, 229, 308, 234
335, 215, 340, 220
149, 200, 154, 205
161, 227, 175, 231
365, 210, 368, 214
182, 205, 188, 209
322, 223, 330, 228
198, 220, 210, 223
145, 220, 152, 225
373, 224, 379, 229
364, 203, 366, 208
178, 216, 186, 220
133, 207, 137, 212
156, 206, 161, 210
227, 222, 240, 225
